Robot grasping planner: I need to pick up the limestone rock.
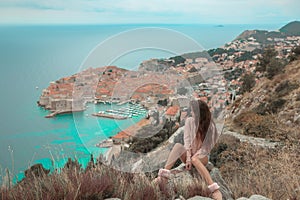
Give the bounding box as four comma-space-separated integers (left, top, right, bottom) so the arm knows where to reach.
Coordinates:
168, 164, 233, 200
187, 196, 213, 200
206, 162, 215, 171
175, 195, 187, 200
170, 163, 197, 181
249, 195, 271, 200
294, 113, 300, 124
168, 126, 184, 144
223, 130, 279, 149
104, 198, 122, 200
236, 194, 271, 200
130, 127, 184, 173
236, 198, 248, 200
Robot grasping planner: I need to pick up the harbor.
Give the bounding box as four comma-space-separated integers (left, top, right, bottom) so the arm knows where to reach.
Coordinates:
92, 103, 148, 120
92, 112, 129, 120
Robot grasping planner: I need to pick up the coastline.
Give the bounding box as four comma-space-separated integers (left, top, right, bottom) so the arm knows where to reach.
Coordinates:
112, 118, 151, 140
95, 118, 151, 148
35, 21, 300, 173
45, 108, 86, 118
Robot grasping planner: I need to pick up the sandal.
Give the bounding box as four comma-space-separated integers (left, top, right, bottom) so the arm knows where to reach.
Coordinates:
158, 168, 172, 179
153, 168, 173, 184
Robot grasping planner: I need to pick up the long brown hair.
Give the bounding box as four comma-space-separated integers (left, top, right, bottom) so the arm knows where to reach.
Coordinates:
190, 99, 211, 142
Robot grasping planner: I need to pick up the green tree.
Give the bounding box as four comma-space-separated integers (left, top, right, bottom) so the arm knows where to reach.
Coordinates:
288, 46, 300, 62
266, 58, 284, 79
240, 73, 256, 94
169, 56, 186, 65
293, 46, 300, 55
257, 47, 277, 72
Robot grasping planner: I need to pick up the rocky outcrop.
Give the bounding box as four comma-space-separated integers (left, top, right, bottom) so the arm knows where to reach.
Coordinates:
186, 196, 213, 200
168, 126, 184, 144
23, 163, 50, 180
210, 168, 233, 200
166, 163, 233, 200
223, 130, 279, 149
236, 195, 271, 200
138, 59, 173, 73
129, 126, 184, 172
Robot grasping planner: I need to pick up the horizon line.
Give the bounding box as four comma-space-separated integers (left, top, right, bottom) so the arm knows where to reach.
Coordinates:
0, 22, 287, 26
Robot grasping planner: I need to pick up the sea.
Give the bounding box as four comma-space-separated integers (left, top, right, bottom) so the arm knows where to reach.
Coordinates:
0, 23, 283, 182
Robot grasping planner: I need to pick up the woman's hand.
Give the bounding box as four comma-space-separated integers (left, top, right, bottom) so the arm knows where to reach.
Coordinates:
186, 150, 192, 170
185, 161, 192, 170
211, 189, 222, 200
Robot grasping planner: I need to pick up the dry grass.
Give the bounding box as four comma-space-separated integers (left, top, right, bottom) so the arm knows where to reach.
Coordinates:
223, 58, 300, 199
216, 137, 300, 200
223, 104, 300, 199
0, 158, 208, 200
232, 111, 290, 141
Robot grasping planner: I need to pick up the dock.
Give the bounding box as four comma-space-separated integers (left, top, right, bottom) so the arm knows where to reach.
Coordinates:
45, 109, 85, 118
92, 112, 129, 120
45, 111, 60, 118
96, 139, 114, 148
117, 100, 131, 105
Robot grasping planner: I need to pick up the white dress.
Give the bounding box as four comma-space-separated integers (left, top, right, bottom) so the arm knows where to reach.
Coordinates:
183, 117, 220, 159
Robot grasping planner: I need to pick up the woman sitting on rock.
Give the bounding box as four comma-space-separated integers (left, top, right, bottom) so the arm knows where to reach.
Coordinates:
156, 99, 222, 200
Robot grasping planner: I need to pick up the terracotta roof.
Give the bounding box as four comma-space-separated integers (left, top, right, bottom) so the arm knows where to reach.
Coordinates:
113, 131, 130, 139
131, 94, 142, 99
165, 106, 180, 116
98, 88, 110, 94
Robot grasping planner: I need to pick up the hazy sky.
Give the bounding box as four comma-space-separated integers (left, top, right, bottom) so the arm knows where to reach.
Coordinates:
0, 0, 299, 25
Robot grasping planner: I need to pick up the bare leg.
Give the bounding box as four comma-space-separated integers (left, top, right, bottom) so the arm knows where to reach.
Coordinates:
164, 143, 187, 170
191, 156, 212, 184
153, 143, 187, 186
191, 156, 222, 200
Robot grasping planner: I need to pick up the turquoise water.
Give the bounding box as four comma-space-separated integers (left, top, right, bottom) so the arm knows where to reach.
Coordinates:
0, 24, 283, 182
2, 101, 146, 182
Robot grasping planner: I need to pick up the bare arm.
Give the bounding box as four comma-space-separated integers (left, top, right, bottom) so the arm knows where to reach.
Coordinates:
184, 118, 193, 157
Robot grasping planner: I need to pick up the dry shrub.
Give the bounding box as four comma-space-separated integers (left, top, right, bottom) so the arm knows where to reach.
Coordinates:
233, 111, 288, 140
233, 111, 270, 138
210, 143, 229, 168
275, 80, 299, 97
0, 186, 10, 200
1, 157, 212, 200
219, 141, 300, 200
173, 177, 209, 198
76, 171, 114, 199
123, 175, 161, 200
268, 98, 286, 114
233, 111, 264, 128
253, 98, 287, 115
